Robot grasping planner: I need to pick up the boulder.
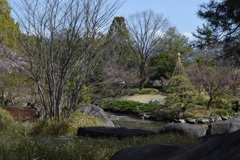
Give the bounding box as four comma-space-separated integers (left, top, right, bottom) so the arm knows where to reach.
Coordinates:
110, 129, 240, 160
110, 144, 180, 160
207, 120, 240, 135
149, 99, 160, 104
228, 116, 240, 123
77, 127, 157, 139
159, 123, 207, 138
78, 105, 114, 127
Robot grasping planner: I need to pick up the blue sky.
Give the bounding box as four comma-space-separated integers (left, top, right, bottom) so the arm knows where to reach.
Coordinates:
9, 0, 211, 40
115, 0, 211, 40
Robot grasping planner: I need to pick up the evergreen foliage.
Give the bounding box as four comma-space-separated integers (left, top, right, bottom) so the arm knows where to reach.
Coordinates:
165, 75, 198, 108
195, 0, 240, 61
98, 98, 164, 113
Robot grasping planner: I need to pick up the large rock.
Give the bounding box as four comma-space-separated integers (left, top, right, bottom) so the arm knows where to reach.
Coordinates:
78, 105, 114, 127
110, 129, 240, 160
159, 123, 207, 138
207, 117, 240, 135
110, 144, 180, 160
77, 127, 157, 139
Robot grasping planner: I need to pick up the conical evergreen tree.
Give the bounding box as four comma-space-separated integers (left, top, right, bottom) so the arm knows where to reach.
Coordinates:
166, 53, 198, 108
168, 53, 190, 88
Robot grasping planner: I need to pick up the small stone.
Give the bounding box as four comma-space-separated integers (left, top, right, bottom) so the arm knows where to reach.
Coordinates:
185, 118, 196, 124
196, 118, 209, 124
149, 99, 160, 104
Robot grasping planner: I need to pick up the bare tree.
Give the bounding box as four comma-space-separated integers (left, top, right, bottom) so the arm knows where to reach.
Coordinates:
100, 62, 138, 98
10, 0, 123, 120
187, 64, 233, 110
127, 10, 170, 90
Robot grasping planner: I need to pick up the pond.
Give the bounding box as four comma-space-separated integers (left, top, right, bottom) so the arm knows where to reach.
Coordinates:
105, 111, 169, 132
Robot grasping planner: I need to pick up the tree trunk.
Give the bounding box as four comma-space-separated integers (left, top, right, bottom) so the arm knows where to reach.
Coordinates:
207, 98, 213, 110
139, 63, 146, 90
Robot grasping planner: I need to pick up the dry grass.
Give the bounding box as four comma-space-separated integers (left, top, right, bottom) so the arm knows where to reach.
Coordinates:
121, 94, 166, 104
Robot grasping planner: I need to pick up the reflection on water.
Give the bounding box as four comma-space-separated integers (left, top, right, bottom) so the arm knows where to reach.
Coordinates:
105, 111, 168, 132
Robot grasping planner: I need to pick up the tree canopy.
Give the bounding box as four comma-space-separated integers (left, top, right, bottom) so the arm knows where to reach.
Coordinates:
0, 0, 19, 49
196, 0, 240, 62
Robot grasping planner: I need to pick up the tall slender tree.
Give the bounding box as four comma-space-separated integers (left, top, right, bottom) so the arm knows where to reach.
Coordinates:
127, 10, 170, 90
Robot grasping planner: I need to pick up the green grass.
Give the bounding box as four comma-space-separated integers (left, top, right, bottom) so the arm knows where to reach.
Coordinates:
0, 106, 200, 160
0, 133, 199, 160
121, 94, 166, 104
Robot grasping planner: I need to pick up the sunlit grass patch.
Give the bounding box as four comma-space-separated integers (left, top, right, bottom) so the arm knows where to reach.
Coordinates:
0, 133, 199, 160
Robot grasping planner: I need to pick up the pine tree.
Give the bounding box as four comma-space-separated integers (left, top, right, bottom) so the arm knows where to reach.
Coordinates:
165, 75, 198, 109
196, 0, 240, 62
165, 53, 198, 109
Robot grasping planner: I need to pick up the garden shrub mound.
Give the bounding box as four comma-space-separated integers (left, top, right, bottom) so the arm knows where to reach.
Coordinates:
29, 110, 106, 136
98, 98, 164, 114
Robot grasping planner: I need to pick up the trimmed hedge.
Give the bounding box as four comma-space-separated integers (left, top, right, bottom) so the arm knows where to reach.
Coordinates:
98, 98, 164, 113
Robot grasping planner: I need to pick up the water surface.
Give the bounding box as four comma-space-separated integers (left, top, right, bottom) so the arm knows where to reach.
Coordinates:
105, 111, 168, 132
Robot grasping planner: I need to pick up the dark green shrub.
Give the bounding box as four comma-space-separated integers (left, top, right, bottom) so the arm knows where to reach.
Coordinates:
230, 100, 239, 112
139, 88, 159, 94
122, 88, 139, 95
150, 110, 178, 121
135, 103, 164, 113
98, 98, 164, 113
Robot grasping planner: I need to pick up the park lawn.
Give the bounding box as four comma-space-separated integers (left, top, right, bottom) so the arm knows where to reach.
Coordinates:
121, 94, 166, 104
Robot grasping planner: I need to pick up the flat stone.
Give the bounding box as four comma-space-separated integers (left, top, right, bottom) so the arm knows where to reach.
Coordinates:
77, 127, 157, 139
